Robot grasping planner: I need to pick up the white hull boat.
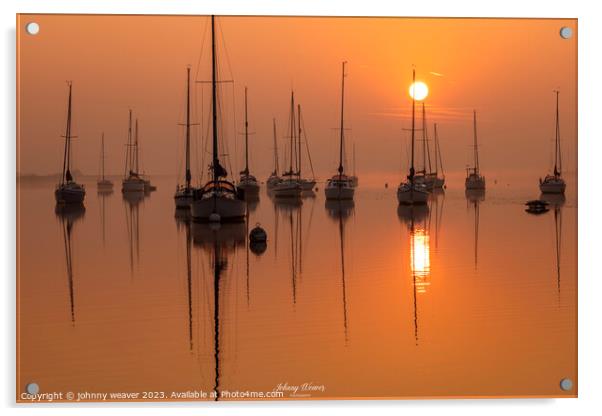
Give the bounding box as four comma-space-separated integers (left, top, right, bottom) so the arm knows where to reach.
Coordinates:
325, 175, 354, 200
273, 179, 302, 198
397, 182, 429, 205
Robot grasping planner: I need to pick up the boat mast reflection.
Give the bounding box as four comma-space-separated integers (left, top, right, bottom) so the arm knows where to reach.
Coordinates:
55, 204, 85, 325
175, 209, 194, 352
123, 192, 143, 277
191, 222, 245, 401
326, 199, 354, 343
465, 189, 485, 269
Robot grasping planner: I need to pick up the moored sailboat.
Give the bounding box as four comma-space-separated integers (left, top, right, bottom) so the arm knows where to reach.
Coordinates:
465, 110, 486, 190
273, 91, 302, 198
397, 69, 429, 205
267, 118, 282, 189
55, 82, 86, 205
190, 15, 245, 222
539, 90, 566, 194
325, 61, 355, 201
97, 132, 114, 191
122, 110, 146, 193
175, 66, 196, 208
237, 87, 260, 198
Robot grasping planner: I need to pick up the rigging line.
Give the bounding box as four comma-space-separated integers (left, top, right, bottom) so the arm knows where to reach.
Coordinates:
300, 112, 316, 179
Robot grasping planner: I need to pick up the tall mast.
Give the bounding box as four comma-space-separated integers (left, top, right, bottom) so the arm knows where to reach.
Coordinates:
422, 103, 426, 174
409, 69, 416, 181
211, 15, 219, 183
185, 66, 191, 188
244, 86, 249, 175
473, 110, 479, 174
338, 61, 347, 176
289, 91, 294, 174
101, 132, 105, 180
125, 110, 132, 177
135, 118, 139, 174
61, 82, 73, 184
297, 104, 302, 179
272, 118, 279, 175
554, 90, 561, 177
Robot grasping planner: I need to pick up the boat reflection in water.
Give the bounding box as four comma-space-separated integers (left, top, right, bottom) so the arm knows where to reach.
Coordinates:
55, 203, 86, 325
97, 186, 113, 247
540, 193, 565, 295
325, 199, 354, 343
191, 221, 245, 401
466, 189, 485, 269
123, 191, 145, 276
400, 202, 431, 346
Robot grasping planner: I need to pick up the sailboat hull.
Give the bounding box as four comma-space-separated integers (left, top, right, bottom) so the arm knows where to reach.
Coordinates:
55, 183, 86, 204
325, 185, 354, 200
465, 175, 486, 190
122, 178, 146, 193
299, 179, 316, 191
273, 180, 302, 198
267, 176, 281, 189
190, 195, 246, 222
174, 188, 194, 208
238, 181, 260, 196
396, 184, 429, 205
539, 177, 566, 194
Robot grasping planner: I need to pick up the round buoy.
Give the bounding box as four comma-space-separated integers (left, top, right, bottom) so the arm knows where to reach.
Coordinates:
385, 183, 388, 188
209, 213, 221, 223
249, 223, 267, 242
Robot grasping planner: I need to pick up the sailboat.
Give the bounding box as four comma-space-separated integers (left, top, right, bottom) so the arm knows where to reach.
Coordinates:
97, 133, 113, 191
122, 110, 146, 193
426, 123, 445, 189
296, 104, 317, 191
190, 15, 246, 222
397, 70, 429, 205
465, 110, 486, 190
539, 90, 566, 194
175, 66, 196, 208
55, 82, 86, 205
267, 118, 281, 189
273, 91, 303, 198
237, 87, 260, 198
325, 61, 355, 201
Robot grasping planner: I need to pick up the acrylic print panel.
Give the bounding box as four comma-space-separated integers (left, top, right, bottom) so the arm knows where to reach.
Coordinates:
16, 14, 577, 402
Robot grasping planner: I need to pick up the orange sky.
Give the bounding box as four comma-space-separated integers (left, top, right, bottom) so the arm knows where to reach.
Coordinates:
17, 15, 577, 179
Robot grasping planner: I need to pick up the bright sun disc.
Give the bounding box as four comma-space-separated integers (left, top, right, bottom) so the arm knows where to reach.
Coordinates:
409, 81, 429, 101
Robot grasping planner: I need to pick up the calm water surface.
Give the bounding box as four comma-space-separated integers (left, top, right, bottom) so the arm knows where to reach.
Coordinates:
17, 173, 577, 400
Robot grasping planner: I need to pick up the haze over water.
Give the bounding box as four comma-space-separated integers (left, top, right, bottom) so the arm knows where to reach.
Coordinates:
17, 174, 577, 400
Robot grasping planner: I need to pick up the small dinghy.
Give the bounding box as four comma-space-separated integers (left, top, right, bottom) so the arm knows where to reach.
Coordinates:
525, 199, 550, 214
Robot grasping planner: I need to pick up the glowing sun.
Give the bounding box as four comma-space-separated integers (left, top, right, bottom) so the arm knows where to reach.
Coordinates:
409, 81, 429, 101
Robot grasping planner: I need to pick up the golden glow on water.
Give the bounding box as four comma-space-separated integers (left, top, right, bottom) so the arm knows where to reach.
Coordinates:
410, 228, 431, 293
